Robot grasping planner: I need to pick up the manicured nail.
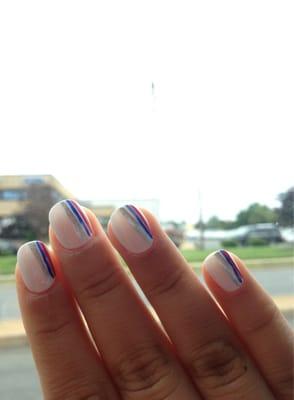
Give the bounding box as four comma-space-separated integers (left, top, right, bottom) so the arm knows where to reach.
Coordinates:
204, 249, 244, 292
109, 205, 153, 253
49, 199, 94, 249
17, 241, 56, 293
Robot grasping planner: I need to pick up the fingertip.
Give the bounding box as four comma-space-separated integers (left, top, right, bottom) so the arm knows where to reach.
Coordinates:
15, 263, 22, 289
48, 202, 105, 253
107, 205, 154, 255
202, 249, 244, 293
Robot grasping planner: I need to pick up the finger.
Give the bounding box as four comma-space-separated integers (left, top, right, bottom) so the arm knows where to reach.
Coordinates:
108, 205, 275, 400
203, 250, 294, 400
49, 200, 199, 400
16, 241, 119, 400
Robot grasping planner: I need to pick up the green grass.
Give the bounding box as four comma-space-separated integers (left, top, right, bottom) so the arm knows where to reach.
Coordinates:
182, 245, 294, 263
0, 245, 293, 275
0, 255, 17, 275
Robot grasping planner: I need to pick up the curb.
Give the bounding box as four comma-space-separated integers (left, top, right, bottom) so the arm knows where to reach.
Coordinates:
0, 275, 15, 282
0, 320, 27, 348
191, 257, 294, 269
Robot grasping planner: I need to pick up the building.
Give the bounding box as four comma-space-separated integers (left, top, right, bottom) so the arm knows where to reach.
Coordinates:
0, 175, 74, 220
79, 201, 115, 229
0, 175, 115, 238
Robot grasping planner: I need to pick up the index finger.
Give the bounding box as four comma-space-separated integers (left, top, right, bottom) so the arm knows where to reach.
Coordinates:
108, 205, 275, 399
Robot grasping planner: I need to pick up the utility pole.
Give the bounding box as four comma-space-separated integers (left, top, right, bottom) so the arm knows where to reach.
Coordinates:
198, 190, 205, 250
151, 81, 155, 113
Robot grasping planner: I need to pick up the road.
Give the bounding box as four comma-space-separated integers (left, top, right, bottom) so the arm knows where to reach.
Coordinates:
0, 264, 293, 399
0, 346, 41, 399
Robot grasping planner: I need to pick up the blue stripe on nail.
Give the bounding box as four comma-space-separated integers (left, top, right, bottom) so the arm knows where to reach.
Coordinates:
65, 200, 92, 237
126, 205, 152, 237
35, 241, 55, 278
125, 205, 153, 240
219, 249, 243, 284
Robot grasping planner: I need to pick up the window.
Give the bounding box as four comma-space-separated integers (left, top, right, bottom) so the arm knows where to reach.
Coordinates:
0, 190, 27, 201
24, 177, 44, 185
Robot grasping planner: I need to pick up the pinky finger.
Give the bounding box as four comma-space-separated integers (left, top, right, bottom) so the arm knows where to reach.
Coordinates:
202, 249, 294, 400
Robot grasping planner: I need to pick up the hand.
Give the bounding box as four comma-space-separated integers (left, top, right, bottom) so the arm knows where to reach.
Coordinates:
16, 201, 293, 399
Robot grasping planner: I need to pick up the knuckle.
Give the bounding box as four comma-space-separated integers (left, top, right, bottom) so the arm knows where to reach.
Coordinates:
34, 316, 73, 340
242, 302, 280, 336
274, 371, 294, 400
67, 391, 110, 400
47, 384, 111, 400
148, 268, 186, 298
25, 290, 74, 341
189, 339, 248, 393
77, 266, 122, 301
112, 344, 178, 397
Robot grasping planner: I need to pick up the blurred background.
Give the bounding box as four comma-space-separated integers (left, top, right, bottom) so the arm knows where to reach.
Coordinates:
0, 1, 293, 398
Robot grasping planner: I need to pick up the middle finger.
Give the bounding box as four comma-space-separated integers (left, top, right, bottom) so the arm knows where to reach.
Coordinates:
49, 200, 198, 400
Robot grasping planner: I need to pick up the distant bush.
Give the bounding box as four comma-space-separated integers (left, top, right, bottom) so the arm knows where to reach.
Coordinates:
246, 238, 268, 246
221, 239, 239, 248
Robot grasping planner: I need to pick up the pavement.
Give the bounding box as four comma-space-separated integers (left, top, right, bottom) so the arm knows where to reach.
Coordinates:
0, 346, 42, 399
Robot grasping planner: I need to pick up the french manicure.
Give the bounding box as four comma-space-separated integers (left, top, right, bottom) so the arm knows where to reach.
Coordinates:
109, 205, 153, 254
49, 199, 93, 249
204, 249, 244, 292
17, 241, 56, 293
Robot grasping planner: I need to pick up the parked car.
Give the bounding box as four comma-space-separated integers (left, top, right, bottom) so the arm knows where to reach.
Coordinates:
232, 223, 284, 245
0, 239, 18, 255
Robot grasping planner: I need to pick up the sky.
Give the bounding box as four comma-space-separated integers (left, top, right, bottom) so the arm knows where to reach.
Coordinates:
0, 1, 293, 223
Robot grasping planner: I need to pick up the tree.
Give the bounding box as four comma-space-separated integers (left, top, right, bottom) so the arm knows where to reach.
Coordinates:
0, 215, 31, 240
205, 216, 236, 230
277, 187, 294, 227
194, 219, 205, 229
23, 184, 57, 240
205, 216, 223, 229
236, 203, 277, 226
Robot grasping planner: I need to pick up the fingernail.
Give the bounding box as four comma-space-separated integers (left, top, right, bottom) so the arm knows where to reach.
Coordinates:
204, 249, 244, 292
49, 199, 94, 249
109, 205, 153, 253
17, 241, 56, 293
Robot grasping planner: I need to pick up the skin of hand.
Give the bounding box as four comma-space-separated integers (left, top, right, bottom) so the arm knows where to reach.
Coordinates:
16, 200, 294, 400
